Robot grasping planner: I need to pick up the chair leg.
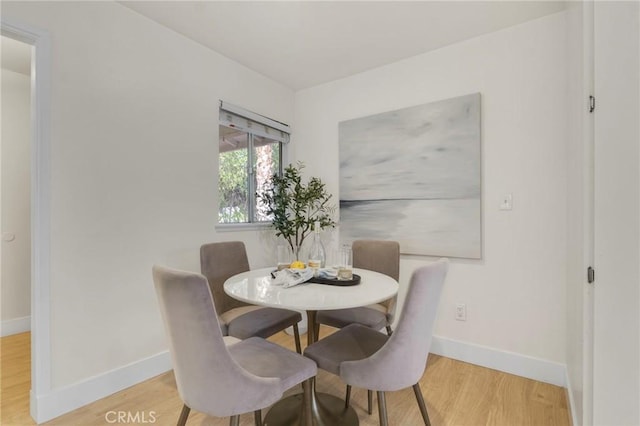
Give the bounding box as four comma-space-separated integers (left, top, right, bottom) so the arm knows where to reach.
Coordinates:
345, 385, 352, 408
293, 323, 302, 354
377, 391, 388, 426
177, 404, 190, 426
254, 409, 263, 426
229, 415, 240, 426
368, 390, 373, 415
386, 325, 393, 336
413, 383, 431, 426
303, 378, 313, 426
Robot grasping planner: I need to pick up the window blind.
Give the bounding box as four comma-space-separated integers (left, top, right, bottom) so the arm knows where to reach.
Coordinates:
219, 101, 290, 144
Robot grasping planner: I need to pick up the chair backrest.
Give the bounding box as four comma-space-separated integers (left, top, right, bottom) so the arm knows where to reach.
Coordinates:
152, 265, 279, 417
200, 241, 250, 313
340, 259, 449, 391
353, 240, 400, 318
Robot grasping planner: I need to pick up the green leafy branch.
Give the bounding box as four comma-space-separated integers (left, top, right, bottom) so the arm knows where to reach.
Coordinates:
258, 162, 336, 258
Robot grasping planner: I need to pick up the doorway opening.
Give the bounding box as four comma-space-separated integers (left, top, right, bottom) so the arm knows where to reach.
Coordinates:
1, 34, 33, 424
1, 18, 52, 423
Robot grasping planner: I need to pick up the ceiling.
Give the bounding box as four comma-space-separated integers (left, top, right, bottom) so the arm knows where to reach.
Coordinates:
120, 1, 566, 90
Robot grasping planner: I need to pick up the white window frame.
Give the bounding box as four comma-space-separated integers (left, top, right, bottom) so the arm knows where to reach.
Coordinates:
217, 101, 290, 229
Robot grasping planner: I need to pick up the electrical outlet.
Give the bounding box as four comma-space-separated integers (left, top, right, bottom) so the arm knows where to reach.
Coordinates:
500, 193, 513, 210
455, 303, 467, 321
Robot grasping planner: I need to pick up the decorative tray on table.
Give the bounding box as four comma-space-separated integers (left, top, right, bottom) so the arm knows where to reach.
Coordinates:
308, 274, 361, 286
270, 269, 361, 287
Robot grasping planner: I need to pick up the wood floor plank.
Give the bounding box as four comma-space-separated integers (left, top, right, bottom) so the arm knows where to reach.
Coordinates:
0, 330, 571, 425
1, 332, 33, 426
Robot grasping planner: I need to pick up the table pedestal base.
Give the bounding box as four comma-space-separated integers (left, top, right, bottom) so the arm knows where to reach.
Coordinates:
265, 311, 359, 425
264, 388, 358, 426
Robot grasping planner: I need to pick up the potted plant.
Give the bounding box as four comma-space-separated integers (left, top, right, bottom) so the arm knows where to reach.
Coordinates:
258, 162, 336, 261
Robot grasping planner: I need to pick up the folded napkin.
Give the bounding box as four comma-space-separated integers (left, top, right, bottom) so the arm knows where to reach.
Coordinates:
272, 268, 314, 288
316, 268, 338, 279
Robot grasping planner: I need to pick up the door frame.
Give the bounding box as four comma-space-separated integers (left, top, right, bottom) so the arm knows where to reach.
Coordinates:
1, 18, 52, 423
582, 2, 595, 424
592, 2, 640, 424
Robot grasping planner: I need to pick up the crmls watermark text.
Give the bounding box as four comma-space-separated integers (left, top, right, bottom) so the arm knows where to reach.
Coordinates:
104, 411, 157, 424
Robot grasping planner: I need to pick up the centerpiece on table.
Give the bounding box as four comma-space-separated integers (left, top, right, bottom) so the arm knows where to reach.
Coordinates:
258, 162, 336, 264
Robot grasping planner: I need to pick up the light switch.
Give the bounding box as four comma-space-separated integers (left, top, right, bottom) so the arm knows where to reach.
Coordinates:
499, 193, 513, 211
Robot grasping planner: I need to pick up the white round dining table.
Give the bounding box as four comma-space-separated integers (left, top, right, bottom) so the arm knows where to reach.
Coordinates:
224, 267, 399, 425
224, 267, 399, 344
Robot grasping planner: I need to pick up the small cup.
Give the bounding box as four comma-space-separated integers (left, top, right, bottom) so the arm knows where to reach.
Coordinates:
337, 245, 353, 280
276, 245, 291, 271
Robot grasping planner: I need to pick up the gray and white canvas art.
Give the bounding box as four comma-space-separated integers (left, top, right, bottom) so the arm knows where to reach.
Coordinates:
339, 93, 481, 258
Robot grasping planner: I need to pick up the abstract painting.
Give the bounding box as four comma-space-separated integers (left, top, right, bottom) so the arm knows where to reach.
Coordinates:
339, 93, 481, 258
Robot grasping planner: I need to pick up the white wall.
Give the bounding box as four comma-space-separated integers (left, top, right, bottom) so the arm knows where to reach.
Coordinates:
294, 13, 568, 368
1, 66, 32, 334
2, 0, 294, 393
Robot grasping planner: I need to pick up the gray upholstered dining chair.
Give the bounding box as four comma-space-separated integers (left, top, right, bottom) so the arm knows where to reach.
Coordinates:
153, 265, 316, 426
200, 241, 302, 353
314, 239, 400, 413
304, 259, 448, 426
315, 240, 400, 337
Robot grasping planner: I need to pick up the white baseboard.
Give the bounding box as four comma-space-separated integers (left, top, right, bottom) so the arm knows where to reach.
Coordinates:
1, 316, 31, 337
32, 351, 172, 424
430, 335, 567, 387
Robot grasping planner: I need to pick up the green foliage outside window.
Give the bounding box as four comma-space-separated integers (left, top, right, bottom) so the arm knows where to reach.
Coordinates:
218, 149, 248, 223
218, 142, 280, 223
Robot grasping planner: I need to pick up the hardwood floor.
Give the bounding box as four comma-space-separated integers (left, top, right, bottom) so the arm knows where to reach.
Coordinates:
1, 332, 31, 426
1, 330, 570, 425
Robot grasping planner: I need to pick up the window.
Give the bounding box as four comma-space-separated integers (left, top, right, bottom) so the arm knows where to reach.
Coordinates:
218, 102, 289, 224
